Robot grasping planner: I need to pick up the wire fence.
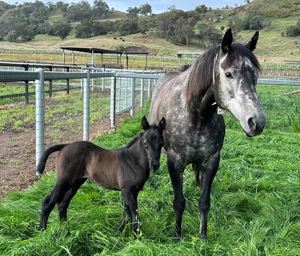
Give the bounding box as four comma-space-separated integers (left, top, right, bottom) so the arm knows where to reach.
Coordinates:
0, 62, 299, 197
0, 68, 162, 197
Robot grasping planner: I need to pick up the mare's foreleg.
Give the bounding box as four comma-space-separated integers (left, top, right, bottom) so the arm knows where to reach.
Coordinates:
122, 189, 139, 239
39, 180, 69, 230
167, 154, 186, 240
57, 178, 87, 221
198, 152, 220, 239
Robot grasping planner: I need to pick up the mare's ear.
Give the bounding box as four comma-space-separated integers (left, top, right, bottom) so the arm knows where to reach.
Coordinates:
245, 31, 259, 51
221, 28, 233, 53
141, 116, 150, 130
158, 117, 166, 131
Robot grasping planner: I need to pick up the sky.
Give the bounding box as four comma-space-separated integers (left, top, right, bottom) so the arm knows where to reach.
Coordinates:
5, 0, 247, 13
108, 0, 246, 13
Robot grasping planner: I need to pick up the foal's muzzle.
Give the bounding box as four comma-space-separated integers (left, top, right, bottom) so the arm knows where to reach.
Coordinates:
151, 161, 160, 171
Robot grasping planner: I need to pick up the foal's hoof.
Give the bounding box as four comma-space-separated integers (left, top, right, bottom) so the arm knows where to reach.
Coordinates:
200, 233, 207, 240
172, 232, 181, 242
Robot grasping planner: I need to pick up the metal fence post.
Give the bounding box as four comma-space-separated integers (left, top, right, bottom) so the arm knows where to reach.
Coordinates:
35, 68, 45, 174
131, 78, 135, 116
140, 78, 144, 107
147, 78, 151, 98
110, 75, 116, 127
83, 70, 90, 141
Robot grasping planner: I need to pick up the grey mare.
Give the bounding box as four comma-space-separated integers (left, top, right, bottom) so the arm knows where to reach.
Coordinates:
148, 28, 266, 239
37, 116, 165, 238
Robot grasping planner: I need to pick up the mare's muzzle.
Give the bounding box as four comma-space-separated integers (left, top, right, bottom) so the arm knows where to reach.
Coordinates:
244, 112, 266, 137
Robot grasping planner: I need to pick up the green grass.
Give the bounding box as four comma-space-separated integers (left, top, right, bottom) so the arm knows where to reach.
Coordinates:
0, 89, 110, 133
0, 85, 299, 255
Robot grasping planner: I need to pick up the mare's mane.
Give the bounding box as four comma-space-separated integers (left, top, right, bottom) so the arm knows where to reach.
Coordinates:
186, 47, 219, 101
186, 42, 260, 102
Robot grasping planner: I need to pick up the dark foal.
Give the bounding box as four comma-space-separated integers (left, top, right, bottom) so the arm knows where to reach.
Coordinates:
37, 116, 165, 237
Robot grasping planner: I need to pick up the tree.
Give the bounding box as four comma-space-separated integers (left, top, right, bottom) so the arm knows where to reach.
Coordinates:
140, 3, 152, 16
228, 14, 242, 36
53, 21, 72, 40
117, 18, 138, 36
66, 1, 92, 21
92, 0, 110, 18
75, 20, 94, 38
137, 16, 153, 33
195, 4, 208, 14
127, 7, 140, 18
195, 23, 222, 47
174, 17, 196, 46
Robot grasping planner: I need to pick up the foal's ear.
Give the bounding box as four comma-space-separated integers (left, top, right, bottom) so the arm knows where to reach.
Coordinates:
245, 31, 259, 51
221, 28, 233, 53
158, 117, 166, 131
141, 116, 150, 130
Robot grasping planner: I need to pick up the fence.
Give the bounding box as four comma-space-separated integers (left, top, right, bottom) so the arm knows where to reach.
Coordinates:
0, 64, 299, 198
0, 68, 162, 172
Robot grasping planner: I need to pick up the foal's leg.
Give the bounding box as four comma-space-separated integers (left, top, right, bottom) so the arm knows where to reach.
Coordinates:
40, 180, 70, 230
57, 178, 87, 221
167, 153, 186, 240
192, 163, 201, 187
122, 189, 139, 238
119, 205, 129, 233
198, 152, 220, 239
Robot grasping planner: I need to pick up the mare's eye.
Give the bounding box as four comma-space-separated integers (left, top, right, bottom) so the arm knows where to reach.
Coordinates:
225, 72, 233, 79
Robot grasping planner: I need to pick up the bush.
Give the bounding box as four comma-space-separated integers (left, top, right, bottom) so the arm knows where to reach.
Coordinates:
286, 19, 300, 37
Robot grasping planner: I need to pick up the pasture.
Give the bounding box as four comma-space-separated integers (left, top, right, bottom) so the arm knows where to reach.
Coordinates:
0, 84, 299, 255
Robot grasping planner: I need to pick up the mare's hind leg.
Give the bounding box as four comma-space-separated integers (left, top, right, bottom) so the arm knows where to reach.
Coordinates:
39, 180, 70, 230
57, 178, 87, 221
121, 189, 139, 238
167, 153, 186, 239
198, 152, 220, 239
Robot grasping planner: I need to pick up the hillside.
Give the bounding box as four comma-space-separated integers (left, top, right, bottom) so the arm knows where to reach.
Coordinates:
0, 0, 299, 62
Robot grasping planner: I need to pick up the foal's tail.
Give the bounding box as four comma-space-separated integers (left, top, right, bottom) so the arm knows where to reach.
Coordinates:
36, 144, 67, 176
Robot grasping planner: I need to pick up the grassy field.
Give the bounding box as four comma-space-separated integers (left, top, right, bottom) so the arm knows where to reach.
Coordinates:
0, 84, 299, 255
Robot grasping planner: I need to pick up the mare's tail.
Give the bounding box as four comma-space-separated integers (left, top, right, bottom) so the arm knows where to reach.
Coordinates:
36, 144, 67, 176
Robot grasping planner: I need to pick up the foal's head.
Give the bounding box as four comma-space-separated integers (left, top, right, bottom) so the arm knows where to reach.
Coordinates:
141, 116, 165, 171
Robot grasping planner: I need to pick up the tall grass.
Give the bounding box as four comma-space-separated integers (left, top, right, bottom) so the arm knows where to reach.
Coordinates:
0, 85, 299, 255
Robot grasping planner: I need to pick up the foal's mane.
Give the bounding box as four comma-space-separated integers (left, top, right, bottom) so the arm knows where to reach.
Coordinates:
125, 124, 160, 148
125, 132, 143, 148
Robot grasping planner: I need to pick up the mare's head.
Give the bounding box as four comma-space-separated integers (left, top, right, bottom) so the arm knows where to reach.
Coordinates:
141, 116, 165, 170
213, 28, 266, 137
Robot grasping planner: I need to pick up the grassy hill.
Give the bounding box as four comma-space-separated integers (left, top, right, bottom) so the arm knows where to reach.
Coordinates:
0, 0, 299, 63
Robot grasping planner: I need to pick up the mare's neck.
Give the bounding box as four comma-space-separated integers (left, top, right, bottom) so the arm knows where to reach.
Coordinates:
186, 48, 219, 124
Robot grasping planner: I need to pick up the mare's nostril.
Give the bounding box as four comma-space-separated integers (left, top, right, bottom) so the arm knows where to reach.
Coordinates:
248, 117, 256, 131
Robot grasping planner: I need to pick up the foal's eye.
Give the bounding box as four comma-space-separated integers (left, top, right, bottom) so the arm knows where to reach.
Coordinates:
225, 72, 233, 79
